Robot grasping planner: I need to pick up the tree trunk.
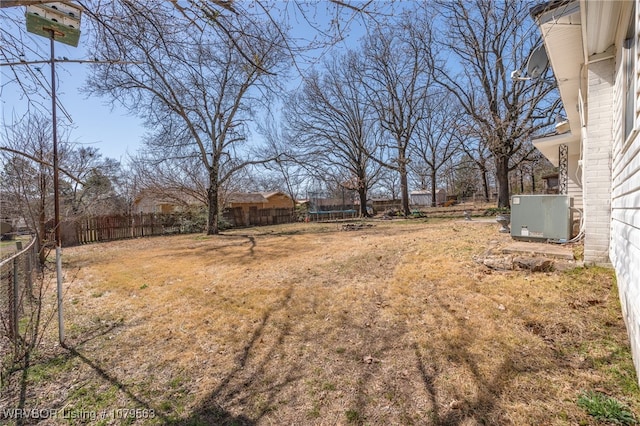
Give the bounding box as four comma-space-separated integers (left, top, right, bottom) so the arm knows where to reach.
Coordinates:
481, 168, 490, 202
430, 169, 437, 207
495, 155, 510, 208
358, 186, 369, 217
531, 169, 536, 193
519, 169, 524, 193
38, 171, 47, 265
399, 152, 411, 216
207, 168, 219, 235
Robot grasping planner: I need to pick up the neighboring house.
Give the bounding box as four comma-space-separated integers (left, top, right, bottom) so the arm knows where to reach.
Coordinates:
226, 191, 293, 210
132, 190, 203, 214
225, 191, 294, 226
410, 189, 446, 206
531, 0, 640, 381
541, 173, 560, 194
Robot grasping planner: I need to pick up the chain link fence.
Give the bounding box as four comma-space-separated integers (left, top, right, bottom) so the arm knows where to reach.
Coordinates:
0, 237, 41, 375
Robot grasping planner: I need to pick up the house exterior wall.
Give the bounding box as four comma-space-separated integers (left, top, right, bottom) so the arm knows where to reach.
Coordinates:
567, 163, 584, 209
265, 193, 294, 209
133, 197, 161, 214
583, 58, 614, 264
228, 201, 265, 210
228, 196, 292, 211
159, 203, 176, 214
133, 192, 202, 214
410, 190, 446, 206
610, 13, 640, 378
226, 193, 293, 226
410, 193, 429, 206
535, 0, 640, 385
133, 200, 184, 214
611, 128, 640, 382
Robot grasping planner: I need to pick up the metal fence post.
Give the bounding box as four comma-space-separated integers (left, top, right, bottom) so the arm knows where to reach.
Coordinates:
7, 263, 15, 341
12, 241, 22, 340
1, 238, 37, 346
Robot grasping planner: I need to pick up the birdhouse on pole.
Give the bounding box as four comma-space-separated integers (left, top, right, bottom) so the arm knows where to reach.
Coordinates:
25, 2, 82, 47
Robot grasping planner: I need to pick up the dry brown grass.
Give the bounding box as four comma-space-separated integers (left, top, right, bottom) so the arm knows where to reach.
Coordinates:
1, 219, 638, 425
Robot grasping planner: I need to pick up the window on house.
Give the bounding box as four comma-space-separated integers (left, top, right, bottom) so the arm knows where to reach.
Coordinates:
624, 3, 637, 141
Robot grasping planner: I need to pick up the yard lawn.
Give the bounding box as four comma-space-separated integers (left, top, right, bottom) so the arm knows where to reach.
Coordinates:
2, 219, 638, 425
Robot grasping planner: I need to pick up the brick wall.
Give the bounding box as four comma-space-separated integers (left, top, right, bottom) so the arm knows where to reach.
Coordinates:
583, 59, 614, 265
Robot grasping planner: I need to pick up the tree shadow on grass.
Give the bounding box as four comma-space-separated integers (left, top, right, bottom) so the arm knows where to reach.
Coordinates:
0, 319, 251, 425
64, 345, 256, 426
408, 292, 571, 426
62, 318, 256, 426
413, 294, 518, 425
1, 284, 297, 426
171, 279, 519, 426
180, 284, 422, 426
172, 287, 297, 425
8, 260, 593, 425
3, 320, 128, 426
149, 232, 316, 266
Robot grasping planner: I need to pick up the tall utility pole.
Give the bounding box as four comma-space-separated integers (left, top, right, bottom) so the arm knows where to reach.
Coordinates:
4, 2, 138, 345
50, 27, 65, 346
25, 1, 83, 346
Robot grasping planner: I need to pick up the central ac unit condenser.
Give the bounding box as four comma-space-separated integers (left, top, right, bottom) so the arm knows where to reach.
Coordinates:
510, 195, 572, 242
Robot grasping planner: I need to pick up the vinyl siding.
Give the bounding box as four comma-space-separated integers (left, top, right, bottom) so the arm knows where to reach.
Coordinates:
611, 124, 640, 382
568, 181, 583, 209
610, 3, 640, 380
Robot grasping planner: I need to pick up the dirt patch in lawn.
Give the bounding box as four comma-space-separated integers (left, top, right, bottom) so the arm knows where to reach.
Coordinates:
1, 219, 638, 425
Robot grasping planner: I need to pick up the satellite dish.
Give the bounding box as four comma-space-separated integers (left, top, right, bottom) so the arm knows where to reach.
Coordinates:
526, 44, 549, 79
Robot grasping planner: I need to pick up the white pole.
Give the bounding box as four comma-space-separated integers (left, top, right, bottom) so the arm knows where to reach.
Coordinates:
49, 30, 65, 346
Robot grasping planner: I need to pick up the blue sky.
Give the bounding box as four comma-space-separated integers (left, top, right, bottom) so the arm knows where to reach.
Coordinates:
1, 5, 145, 163
0, 2, 380, 164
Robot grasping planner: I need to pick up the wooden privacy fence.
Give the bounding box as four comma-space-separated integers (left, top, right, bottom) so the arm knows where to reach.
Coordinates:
249, 208, 296, 226
224, 207, 296, 227
307, 210, 358, 222
59, 208, 299, 246
60, 212, 205, 247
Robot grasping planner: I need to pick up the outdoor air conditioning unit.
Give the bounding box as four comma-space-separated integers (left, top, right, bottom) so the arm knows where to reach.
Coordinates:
510, 195, 572, 242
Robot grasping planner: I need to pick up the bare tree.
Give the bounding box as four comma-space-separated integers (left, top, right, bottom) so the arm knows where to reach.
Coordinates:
0, 5, 64, 115
409, 93, 461, 207
361, 11, 435, 216
2, 0, 384, 108
163, 1, 382, 75
1, 113, 127, 253
128, 149, 209, 209
257, 119, 311, 205
453, 118, 496, 203
0, 1, 70, 6
448, 153, 483, 201
83, 1, 291, 234
1, 114, 66, 263
369, 166, 400, 201
284, 51, 381, 217
431, 0, 561, 208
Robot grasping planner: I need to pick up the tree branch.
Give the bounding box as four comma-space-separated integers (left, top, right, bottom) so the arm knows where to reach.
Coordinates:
0, 146, 86, 185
